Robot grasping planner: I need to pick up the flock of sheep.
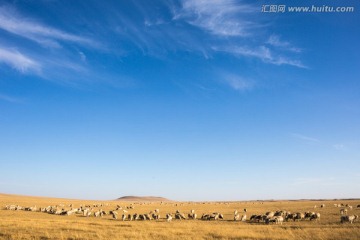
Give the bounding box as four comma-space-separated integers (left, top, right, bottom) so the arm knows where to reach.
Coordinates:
3, 202, 359, 224
248, 210, 320, 225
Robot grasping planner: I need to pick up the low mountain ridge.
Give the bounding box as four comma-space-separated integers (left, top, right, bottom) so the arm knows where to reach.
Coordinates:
115, 196, 170, 202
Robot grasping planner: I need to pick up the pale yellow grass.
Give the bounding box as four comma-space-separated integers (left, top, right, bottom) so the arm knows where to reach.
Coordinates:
0, 194, 359, 240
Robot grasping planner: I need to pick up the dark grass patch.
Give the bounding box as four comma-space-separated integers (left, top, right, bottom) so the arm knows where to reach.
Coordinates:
115, 224, 132, 228
280, 226, 303, 230
39, 236, 50, 240
0, 232, 12, 239
59, 228, 96, 233
204, 233, 276, 240
87, 222, 103, 226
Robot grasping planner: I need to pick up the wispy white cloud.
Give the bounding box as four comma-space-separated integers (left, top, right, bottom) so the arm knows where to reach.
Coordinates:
144, 19, 166, 27
333, 143, 346, 151
0, 1, 307, 90
267, 35, 302, 53
170, 1, 307, 69
220, 72, 254, 91
0, 47, 41, 73
78, 51, 87, 62
0, 6, 98, 48
175, 0, 257, 37
0, 5, 112, 85
269, 56, 307, 68
0, 93, 23, 103
214, 46, 307, 68
291, 133, 320, 143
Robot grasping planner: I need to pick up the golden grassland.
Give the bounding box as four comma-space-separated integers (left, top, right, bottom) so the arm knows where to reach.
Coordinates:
0, 193, 359, 240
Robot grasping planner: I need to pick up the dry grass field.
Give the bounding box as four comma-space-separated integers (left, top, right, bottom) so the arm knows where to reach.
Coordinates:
1, 193, 359, 240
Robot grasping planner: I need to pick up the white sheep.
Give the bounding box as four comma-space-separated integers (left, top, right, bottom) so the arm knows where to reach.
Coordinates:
341, 215, 358, 224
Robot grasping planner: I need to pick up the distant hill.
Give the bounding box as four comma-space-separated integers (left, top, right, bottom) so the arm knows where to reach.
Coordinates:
115, 196, 170, 202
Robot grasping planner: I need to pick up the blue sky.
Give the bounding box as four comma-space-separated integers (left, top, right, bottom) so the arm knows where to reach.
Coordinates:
0, 0, 359, 201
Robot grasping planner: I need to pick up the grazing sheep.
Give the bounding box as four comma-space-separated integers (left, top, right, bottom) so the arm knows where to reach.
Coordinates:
15, 205, 23, 211
110, 211, 118, 219
175, 211, 186, 220
86, 209, 92, 217
341, 215, 358, 224
55, 209, 63, 215
82, 209, 88, 217
285, 213, 296, 221
265, 217, 274, 224
265, 212, 275, 218
310, 213, 320, 221
265, 216, 284, 225
94, 210, 102, 217
201, 214, 210, 220
208, 213, 219, 220
275, 216, 284, 225
340, 209, 348, 215
304, 212, 315, 220
249, 215, 257, 222
144, 213, 152, 220
66, 209, 77, 216
274, 210, 288, 217
241, 214, 246, 222
320, 204, 325, 208
6, 205, 16, 211
250, 214, 266, 223
25, 206, 37, 212
166, 213, 173, 222
294, 212, 304, 221
204, 212, 223, 221
188, 213, 197, 220
100, 210, 107, 217
152, 213, 160, 220
121, 214, 127, 221
234, 213, 240, 221
357, 205, 360, 208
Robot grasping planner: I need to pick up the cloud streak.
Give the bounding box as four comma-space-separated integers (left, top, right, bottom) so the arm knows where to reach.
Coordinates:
0, 1, 307, 90
0, 6, 98, 48
175, 0, 257, 37
0, 93, 23, 103
0, 47, 41, 73
333, 144, 345, 151
291, 133, 320, 143
213, 46, 307, 68
220, 72, 254, 91
267, 35, 302, 53
171, 1, 307, 68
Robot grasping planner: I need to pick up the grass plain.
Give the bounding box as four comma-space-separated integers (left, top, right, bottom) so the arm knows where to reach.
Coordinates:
0, 193, 359, 240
